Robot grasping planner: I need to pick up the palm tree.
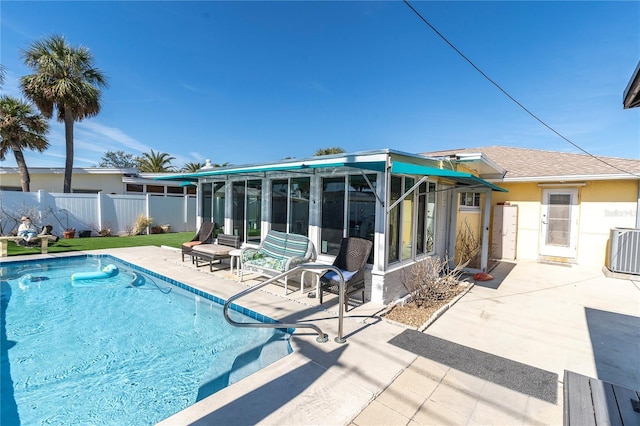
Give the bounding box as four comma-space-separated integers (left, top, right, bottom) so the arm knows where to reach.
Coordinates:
0, 95, 50, 191
136, 149, 176, 172
181, 161, 205, 173
314, 147, 345, 156
20, 35, 108, 193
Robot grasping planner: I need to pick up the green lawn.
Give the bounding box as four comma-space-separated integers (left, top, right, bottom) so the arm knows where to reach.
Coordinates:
4, 232, 193, 257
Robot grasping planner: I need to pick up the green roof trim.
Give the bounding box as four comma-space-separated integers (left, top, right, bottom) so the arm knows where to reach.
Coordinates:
156, 156, 506, 192
391, 161, 507, 192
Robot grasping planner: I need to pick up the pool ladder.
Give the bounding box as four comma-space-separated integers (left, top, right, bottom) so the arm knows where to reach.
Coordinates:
223, 264, 349, 344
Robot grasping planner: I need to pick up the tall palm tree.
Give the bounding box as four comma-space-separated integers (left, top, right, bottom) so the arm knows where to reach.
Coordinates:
20, 35, 107, 193
136, 149, 176, 172
0, 95, 50, 191
314, 147, 345, 156
181, 161, 205, 173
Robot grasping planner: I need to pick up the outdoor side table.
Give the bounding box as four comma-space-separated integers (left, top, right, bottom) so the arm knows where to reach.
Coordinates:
229, 249, 242, 276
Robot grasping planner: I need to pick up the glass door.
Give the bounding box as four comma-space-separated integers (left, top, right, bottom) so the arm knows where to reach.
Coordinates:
540, 188, 579, 258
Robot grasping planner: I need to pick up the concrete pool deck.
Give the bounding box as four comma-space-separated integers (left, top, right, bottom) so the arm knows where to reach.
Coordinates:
8, 246, 639, 425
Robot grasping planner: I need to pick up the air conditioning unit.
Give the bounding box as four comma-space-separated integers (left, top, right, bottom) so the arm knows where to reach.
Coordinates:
607, 228, 640, 275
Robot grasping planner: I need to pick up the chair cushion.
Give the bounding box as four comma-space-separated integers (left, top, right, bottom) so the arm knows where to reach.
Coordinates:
322, 269, 357, 283
182, 241, 202, 249
192, 244, 233, 257
260, 231, 288, 259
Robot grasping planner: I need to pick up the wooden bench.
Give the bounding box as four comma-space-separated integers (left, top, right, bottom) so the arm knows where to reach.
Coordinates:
564, 370, 640, 425
0, 235, 59, 257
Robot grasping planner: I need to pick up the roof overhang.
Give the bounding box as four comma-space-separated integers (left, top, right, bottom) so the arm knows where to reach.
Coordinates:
157, 150, 507, 193
623, 61, 640, 109
492, 174, 640, 183
390, 161, 507, 192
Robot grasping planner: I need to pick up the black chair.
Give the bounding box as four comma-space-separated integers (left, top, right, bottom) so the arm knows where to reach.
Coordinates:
181, 222, 215, 261
319, 237, 373, 312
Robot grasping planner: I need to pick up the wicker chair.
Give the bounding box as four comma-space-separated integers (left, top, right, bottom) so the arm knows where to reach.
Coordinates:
181, 222, 215, 261
319, 237, 373, 312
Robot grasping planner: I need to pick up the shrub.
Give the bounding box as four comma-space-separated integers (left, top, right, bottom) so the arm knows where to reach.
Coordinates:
402, 256, 469, 308
132, 215, 154, 235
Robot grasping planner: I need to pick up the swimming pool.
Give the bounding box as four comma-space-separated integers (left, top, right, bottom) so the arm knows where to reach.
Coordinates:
0, 254, 292, 425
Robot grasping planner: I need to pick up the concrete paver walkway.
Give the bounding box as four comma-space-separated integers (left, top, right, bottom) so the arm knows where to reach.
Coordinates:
353, 260, 640, 425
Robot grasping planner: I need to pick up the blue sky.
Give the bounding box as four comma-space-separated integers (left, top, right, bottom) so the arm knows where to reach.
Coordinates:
1, 1, 639, 170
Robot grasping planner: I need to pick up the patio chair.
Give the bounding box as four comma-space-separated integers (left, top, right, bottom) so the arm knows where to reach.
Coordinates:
318, 237, 373, 312
181, 222, 215, 262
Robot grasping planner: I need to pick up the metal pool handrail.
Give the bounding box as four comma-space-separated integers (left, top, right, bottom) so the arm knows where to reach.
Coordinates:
223, 263, 347, 344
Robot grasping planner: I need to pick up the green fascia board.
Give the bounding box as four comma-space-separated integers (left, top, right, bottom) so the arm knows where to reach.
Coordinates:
155, 158, 506, 192
391, 161, 507, 192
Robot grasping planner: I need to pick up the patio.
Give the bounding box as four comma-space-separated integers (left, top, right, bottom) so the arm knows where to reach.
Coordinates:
10, 246, 639, 425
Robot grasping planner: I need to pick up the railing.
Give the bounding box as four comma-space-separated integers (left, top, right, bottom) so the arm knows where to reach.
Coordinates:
223, 264, 348, 344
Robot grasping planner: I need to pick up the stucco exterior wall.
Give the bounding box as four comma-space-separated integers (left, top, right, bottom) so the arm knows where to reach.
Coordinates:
490, 180, 639, 266
577, 180, 638, 265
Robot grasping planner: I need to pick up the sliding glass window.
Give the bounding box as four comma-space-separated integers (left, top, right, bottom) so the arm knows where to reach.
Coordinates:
246, 180, 262, 243
321, 174, 377, 257
388, 176, 437, 264
387, 176, 402, 263
320, 177, 345, 255
290, 177, 310, 235
232, 179, 262, 243
201, 182, 225, 234
416, 181, 436, 255
270, 177, 310, 236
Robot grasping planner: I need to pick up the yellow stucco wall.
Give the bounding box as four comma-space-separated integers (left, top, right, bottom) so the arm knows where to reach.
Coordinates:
491, 180, 639, 266
454, 192, 485, 267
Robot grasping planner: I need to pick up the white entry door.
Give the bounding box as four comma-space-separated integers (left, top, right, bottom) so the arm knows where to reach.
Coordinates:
540, 188, 579, 258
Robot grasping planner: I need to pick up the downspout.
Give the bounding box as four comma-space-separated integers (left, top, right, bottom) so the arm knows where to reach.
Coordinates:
480, 190, 491, 271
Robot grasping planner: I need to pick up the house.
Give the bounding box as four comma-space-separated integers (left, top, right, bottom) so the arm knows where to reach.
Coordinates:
422, 146, 640, 269
159, 149, 507, 304
0, 167, 195, 196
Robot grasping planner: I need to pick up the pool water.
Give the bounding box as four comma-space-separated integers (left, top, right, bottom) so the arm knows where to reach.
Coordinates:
0, 255, 292, 425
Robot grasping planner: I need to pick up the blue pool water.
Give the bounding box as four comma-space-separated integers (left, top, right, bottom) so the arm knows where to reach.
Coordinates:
0, 255, 292, 425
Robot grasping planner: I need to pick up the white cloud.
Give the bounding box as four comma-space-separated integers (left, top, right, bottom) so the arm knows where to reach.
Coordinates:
77, 121, 151, 153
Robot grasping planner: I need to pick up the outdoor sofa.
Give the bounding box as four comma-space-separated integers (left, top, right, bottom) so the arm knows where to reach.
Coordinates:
240, 230, 316, 293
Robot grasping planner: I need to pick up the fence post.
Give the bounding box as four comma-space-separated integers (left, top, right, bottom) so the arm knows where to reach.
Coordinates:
145, 193, 151, 235
97, 192, 103, 233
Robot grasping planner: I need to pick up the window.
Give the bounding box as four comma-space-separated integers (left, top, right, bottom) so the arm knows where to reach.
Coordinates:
71, 189, 100, 194
126, 183, 143, 193
460, 192, 481, 210
387, 176, 401, 263
232, 180, 262, 243
146, 185, 165, 194
202, 182, 225, 233
388, 176, 437, 264
271, 180, 288, 233
166, 186, 184, 195
320, 177, 345, 255
271, 178, 310, 235
347, 175, 377, 263
417, 182, 436, 254
321, 174, 377, 257
289, 177, 310, 236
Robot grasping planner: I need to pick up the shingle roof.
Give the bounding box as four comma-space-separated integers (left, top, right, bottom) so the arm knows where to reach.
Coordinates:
421, 146, 640, 180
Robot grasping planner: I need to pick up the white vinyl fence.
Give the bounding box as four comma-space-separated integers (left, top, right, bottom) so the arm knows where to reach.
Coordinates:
0, 190, 196, 237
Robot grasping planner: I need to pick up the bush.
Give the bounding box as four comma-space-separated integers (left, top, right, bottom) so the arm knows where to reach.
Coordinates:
402, 256, 469, 308
132, 215, 154, 235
